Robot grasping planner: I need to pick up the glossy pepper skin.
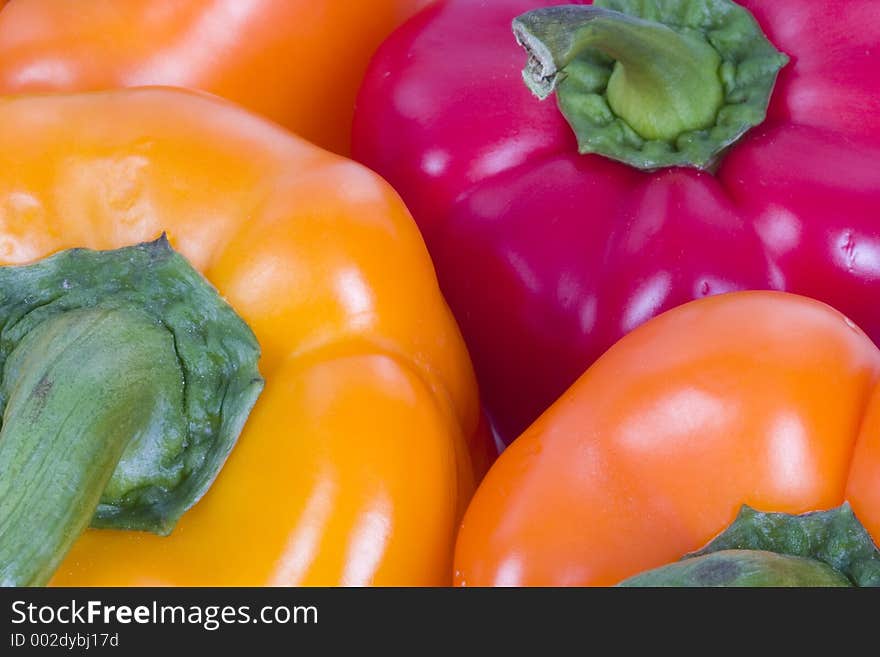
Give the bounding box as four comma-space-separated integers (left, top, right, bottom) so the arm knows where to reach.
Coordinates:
353, 0, 880, 444
0, 88, 489, 586
454, 292, 880, 586
0, 0, 431, 155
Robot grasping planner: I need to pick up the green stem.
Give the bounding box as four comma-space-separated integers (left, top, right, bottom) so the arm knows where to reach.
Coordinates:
516, 5, 723, 141
0, 309, 184, 586
620, 550, 853, 587
618, 504, 880, 587
0, 238, 263, 587
513, 0, 789, 170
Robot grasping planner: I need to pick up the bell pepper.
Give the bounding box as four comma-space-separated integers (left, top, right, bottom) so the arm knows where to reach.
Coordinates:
353, 0, 880, 444
0, 87, 489, 586
454, 291, 880, 586
0, 0, 432, 154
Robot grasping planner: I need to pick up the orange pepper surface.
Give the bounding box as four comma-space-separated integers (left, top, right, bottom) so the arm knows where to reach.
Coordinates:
454, 291, 880, 586
0, 0, 431, 155
0, 87, 490, 586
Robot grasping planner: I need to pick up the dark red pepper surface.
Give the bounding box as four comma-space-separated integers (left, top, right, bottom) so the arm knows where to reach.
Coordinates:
353, 0, 880, 443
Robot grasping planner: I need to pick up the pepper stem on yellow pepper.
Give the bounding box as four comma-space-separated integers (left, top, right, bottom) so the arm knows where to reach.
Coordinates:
0, 238, 263, 586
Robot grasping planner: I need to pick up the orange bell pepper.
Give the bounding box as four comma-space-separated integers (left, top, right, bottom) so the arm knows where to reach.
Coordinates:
455, 291, 880, 586
0, 0, 431, 154
0, 87, 489, 586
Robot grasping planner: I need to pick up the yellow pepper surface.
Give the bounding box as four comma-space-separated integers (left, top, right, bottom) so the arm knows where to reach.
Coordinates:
0, 87, 491, 586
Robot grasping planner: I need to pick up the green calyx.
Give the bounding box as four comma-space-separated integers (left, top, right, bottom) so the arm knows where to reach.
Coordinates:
619, 550, 853, 587
619, 503, 880, 587
513, 0, 789, 170
0, 237, 263, 586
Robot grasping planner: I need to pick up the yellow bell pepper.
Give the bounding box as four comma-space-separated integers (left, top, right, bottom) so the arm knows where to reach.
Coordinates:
0, 88, 490, 586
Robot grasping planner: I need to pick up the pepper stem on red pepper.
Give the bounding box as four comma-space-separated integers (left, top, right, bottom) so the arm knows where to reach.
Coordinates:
0, 238, 263, 586
513, 0, 789, 170
618, 503, 880, 587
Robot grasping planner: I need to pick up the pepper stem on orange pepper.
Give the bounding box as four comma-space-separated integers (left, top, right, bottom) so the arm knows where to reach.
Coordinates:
619, 503, 880, 587
0, 238, 263, 586
513, 0, 789, 170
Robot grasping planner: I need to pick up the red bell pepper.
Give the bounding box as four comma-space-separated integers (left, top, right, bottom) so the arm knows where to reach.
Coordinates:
353, 0, 880, 444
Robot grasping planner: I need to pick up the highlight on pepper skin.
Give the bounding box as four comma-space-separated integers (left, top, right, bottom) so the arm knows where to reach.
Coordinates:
0, 0, 432, 154
454, 291, 880, 587
353, 0, 880, 447
0, 87, 489, 587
